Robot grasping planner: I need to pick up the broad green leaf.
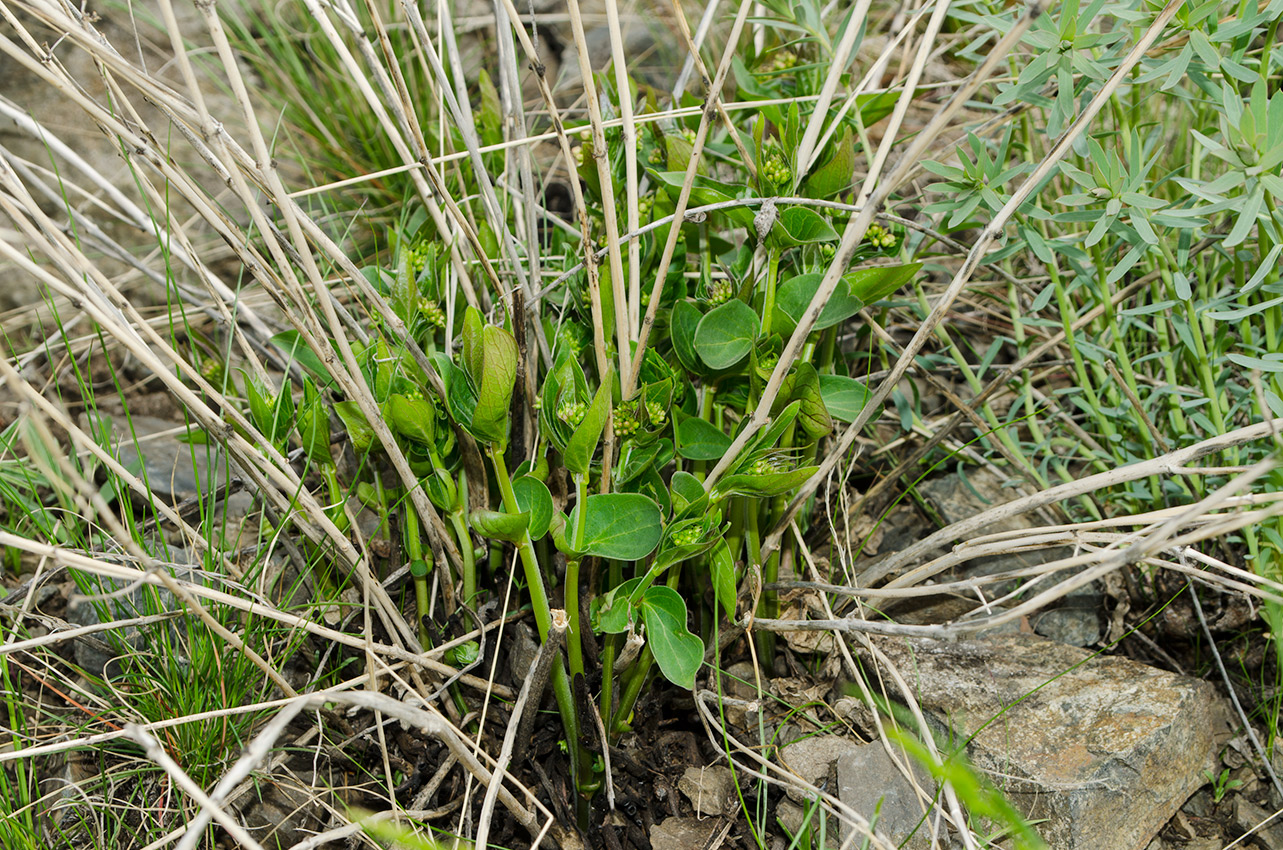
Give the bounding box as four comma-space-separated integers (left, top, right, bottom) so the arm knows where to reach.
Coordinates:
641, 586, 703, 689
675, 414, 732, 460
461, 306, 486, 384
652, 515, 722, 572
243, 372, 295, 446
771, 206, 839, 247
437, 356, 478, 431
467, 324, 518, 445
844, 262, 922, 305
392, 251, 415, 321
334, 400, 375, 453
650, 172, 757, 228
469, 508, 530, 543
819, 375, 872, 422
617, 439, 671, 486
512, 476, 553, 540
567, 493, 664, 561
670, 300, 705, 375
803, 128, 857, 199
776, 273, 863, 330
775, 363, 831, 440
385, 393, 436, 445
423, 469, 458, 511
695, 299, 760, 370
563, 378, 612, 476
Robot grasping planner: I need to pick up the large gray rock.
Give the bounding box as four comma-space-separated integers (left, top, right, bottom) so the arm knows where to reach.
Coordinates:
865, 634, 1222, 850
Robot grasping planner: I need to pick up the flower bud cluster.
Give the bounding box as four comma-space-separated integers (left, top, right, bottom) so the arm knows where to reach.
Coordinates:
865, 223, 896, 249
558, 399, 587, 426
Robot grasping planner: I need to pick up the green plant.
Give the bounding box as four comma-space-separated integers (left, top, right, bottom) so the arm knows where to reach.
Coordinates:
1203, 766, 1244, 803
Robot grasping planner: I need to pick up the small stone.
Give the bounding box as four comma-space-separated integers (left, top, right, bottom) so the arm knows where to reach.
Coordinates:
650, 817, 720, 850
836, 742, 937, 849
678, 765, 736, 817
778, 735, 862, 802
1233, 797, 1283, 850
96, 414, 231, 504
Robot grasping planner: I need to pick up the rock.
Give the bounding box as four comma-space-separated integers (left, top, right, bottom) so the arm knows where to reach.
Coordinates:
868, 633, 1221, 850
555, 23, 659, 96
678, 765, 736, 818
650, 816, 721, 850
233, 774, 328, 850
66, 552, 205, 679
1233, 797, 1283, 850
93, 414, 232, 503
914, 467, 1101, 646
836, 742, 937, 850
778, 735, 861, 802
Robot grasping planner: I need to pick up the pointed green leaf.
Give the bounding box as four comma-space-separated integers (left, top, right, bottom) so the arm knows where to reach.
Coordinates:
334, 400, 376, 453
563, 378, 612, 476
385, 393, 436, 445
845, 262, 922, 305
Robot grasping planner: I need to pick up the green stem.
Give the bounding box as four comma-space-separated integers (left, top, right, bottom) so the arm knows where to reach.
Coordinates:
449, 510, 477, 606
760, 249, 781, 338
611, 645, 654, 740
412, 554, 432, 651
487, 443, 584, 796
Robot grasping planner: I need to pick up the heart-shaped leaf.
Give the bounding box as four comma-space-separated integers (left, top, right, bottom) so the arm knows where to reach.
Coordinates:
819, 375, 871, 422
695, 300, 760, 370
641, 586, 703, 689
567, 493, 664, 561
